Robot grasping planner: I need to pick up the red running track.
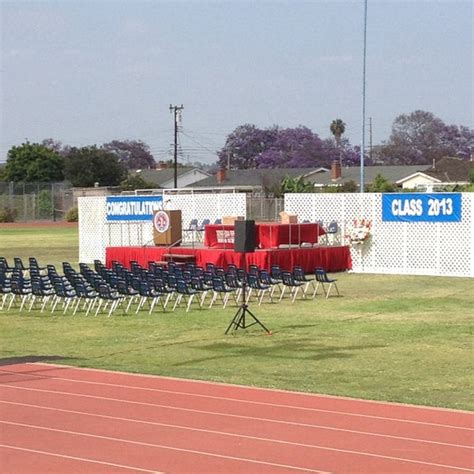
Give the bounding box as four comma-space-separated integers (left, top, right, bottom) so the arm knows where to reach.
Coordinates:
0, 363, 472, 473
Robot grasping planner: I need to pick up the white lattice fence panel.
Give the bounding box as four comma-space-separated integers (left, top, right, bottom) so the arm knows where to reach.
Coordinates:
164, 192, 246, 243
78, 197, 107, 264
79, 193, 247, 262
438, 193, 473, 276
285, 193, 473, 277
105, 222, 151, 247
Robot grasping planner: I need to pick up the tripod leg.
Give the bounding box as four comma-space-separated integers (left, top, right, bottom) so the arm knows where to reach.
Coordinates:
245, 306, 271, 334
225, 306, 244, 334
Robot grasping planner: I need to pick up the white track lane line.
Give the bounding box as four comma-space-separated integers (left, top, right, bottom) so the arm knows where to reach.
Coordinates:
0, 444, 162, 473
1, 369, 471, 431
1, 399, 471, 451
1, 421, 330, 474
35, 362, 473, 415
2, 420, 472, 473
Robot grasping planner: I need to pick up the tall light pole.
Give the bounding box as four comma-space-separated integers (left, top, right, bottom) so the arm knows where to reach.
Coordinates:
169, 104, 183, 189
360, 0, 368, 192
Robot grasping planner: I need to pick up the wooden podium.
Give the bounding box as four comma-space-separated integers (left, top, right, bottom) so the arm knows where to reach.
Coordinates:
153, 210, 182, 246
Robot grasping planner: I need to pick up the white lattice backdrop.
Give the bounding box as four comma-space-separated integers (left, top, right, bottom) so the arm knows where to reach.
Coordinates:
162, 190, 246, 239
78, 193, 247, 264
285, 193, 474, 277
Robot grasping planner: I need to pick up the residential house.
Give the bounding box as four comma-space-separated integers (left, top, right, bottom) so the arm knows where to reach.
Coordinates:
192, 163, 421, 193
191, 167, 328, 194
130, 165, 211, 189
396, 157, 474, 190
306, 162, 422, 189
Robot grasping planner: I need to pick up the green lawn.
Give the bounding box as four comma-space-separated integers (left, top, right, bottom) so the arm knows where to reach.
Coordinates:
1, 224, 473, 410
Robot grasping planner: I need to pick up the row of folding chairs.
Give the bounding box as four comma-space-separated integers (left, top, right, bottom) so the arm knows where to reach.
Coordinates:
1, 257, 340, 316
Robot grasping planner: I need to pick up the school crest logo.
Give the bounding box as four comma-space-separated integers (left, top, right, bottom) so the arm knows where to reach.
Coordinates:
153, 211, 170, 233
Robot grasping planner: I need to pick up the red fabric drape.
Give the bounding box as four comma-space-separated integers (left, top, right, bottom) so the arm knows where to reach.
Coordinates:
106, 245, 352, 273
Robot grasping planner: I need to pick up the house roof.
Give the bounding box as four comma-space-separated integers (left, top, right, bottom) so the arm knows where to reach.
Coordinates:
307, 165, 423, 186
191, 168, 328, 188
185, 161, 473, 189
421, 157, 474, 183
130, 167, 210, 186
396, 172, 442, 185
193, 165, 423, 188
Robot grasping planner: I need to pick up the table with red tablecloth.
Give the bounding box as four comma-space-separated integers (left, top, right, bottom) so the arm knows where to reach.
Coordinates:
204, 224, 236, 248
204, 222, 325, 249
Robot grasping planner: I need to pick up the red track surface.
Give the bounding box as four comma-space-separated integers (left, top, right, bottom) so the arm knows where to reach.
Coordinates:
0, 363, 472, 473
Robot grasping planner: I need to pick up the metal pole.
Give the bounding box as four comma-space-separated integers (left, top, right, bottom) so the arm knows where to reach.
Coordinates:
170, 104, 183, 189
360, 0, 368, 193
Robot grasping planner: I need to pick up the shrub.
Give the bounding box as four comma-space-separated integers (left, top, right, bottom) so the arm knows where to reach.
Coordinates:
0, 207, 17, 223
65, 207, 78, 222
38, 189, 53, 218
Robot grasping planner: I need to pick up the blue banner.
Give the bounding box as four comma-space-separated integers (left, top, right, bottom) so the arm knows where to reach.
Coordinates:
106, 196, 163, 221
382, 193, 462, 223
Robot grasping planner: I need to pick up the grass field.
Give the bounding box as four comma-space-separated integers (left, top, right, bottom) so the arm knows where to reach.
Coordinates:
1, 223, 473, 410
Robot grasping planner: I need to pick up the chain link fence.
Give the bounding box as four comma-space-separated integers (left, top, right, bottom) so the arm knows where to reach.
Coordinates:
0, 182, 283, 222
0, 182, 74, 221
246, 195, 284, 221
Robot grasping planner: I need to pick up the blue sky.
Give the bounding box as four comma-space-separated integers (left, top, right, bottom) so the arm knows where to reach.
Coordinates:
1, 0, 472, 164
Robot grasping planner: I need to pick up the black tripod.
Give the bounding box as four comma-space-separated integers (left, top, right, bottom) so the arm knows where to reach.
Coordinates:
225, 277, 271, 335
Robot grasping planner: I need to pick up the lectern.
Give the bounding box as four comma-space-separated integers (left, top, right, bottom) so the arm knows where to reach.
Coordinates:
153, 210, 182, 246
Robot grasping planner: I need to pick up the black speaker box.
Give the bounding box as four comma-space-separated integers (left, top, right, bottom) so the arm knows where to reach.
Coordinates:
234, 220, 256, 253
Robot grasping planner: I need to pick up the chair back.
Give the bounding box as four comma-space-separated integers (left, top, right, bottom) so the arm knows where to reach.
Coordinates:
0, 257, 13, 271
281, 271, 297, 286
176, 278, 191, 295
247, 274, 260, 290
315, 267, 329, 282
258, 269, 272, 286
270, 265, 283, 282
327, 221, 338, 233
211, 276, 227, 292
14, 257, 27, 271
225, 272, 241, 289
293, 266, 307, 282
248, 264, 259, 276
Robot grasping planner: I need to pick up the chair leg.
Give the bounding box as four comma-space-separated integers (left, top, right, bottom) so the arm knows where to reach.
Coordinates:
327, 282, 340, 298
186, 294, 195, 312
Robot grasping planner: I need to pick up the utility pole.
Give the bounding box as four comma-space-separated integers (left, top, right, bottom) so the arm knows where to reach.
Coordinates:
369, 117, 373, 162
360, 0, 368, 192
169, 104, 183, 188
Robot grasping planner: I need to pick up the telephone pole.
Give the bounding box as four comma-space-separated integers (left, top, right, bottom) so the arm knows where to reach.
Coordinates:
369, 117, 373, 162
360, 0, 368, 192
169, 104, 183, 188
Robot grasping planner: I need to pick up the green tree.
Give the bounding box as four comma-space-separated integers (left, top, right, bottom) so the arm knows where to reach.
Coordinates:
368, 173, 395, 192
280, 176, 313, 194
5, 142, 64, 182
64, 146, 127, 187
120, 175, 157, 191
38, 189, 53, 218
330, 119, 346, 165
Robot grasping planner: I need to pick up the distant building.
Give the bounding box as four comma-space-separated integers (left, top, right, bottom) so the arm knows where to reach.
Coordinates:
192, 164, 422, 193
130, 165, 211, 189
397, 157, 474, 191
191, 167, 328, 194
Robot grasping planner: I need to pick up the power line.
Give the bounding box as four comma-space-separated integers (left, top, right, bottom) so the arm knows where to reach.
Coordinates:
180, 129, 219, 155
